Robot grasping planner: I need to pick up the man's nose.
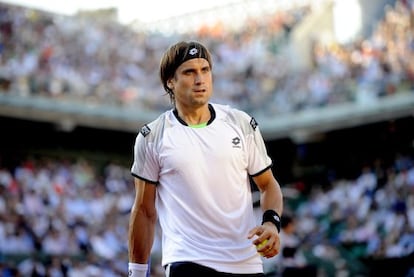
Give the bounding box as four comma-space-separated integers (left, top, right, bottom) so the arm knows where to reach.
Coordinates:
194, 73, 203, 83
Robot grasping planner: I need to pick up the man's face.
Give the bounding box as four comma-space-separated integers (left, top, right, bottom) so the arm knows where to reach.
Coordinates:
169, 58, 212, 108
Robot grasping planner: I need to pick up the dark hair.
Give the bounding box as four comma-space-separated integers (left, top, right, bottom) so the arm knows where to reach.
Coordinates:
159, 41, 213, 102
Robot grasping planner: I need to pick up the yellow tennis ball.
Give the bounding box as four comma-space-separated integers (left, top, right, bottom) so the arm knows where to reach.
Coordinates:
256, 239, 268, 249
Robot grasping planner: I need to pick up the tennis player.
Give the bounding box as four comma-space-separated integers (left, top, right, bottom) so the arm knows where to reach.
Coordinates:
128, 41, 283, 277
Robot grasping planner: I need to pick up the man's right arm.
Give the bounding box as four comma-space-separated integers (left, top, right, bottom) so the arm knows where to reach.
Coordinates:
128, 177, 157, 263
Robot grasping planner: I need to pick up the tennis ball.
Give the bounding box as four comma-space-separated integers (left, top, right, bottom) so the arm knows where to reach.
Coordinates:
256, 239, 268, 249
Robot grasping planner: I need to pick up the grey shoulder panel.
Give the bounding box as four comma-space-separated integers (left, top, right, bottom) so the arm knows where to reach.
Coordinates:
227, 108, 257, 136
139, 113, 167, 143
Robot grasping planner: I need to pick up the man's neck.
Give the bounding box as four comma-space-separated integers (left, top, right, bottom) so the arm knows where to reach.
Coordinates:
174, 104, 211, 126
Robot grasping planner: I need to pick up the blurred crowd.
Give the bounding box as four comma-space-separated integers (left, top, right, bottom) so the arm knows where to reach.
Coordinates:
0, 152, 413, 276
0, 0, 413, 116
265, 154, 414, 276
1, 0, 414, 276
0, 157, 133, 276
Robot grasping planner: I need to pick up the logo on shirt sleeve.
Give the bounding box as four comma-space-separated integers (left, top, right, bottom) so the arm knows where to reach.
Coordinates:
250, 117, 258, 131
140, 124, 151, 137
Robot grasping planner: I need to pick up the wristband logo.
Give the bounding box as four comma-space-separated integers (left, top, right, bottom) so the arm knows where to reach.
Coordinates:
129, 269, 132, 276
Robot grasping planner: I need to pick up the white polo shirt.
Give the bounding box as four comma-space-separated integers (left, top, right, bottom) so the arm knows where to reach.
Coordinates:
131, 103, 272, 274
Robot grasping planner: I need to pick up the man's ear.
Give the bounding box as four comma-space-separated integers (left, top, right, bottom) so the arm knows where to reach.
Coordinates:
167, 80, 173, 90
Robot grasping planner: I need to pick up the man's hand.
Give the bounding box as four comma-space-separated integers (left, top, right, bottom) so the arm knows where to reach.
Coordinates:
248, 222, 280, 258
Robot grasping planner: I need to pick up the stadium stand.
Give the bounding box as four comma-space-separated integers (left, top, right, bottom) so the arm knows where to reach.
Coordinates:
0, 116, 413, 276
0, 0, 414, 276
0, 0, 413, 139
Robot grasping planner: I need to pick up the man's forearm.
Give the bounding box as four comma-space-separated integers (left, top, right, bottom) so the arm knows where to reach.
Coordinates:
262, 178, 283, 210
128, 206, 157, 263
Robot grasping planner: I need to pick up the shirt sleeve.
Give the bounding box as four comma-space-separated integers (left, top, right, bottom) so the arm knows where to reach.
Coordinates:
230, 108, 273, 176
246, 121, 273, 176
131, 116, 165, 184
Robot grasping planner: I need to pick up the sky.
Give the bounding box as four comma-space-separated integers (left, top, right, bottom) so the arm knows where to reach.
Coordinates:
1, 0, 241, 24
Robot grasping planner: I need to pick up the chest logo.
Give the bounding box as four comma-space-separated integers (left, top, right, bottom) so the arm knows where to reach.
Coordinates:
232, 137, 241, 148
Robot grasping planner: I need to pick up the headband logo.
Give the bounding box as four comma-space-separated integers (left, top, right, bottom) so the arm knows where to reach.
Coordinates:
189, 48, 198, 55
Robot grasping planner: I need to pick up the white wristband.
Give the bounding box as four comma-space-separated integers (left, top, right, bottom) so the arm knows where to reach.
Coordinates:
128, 262, 148, 277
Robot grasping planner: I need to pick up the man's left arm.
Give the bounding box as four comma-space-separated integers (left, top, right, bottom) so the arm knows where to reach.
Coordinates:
248, 168, 283, 258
